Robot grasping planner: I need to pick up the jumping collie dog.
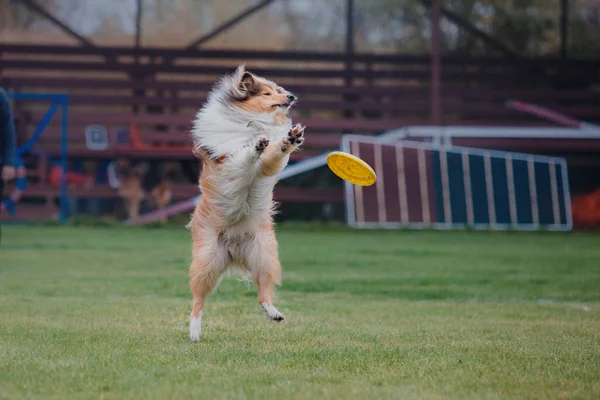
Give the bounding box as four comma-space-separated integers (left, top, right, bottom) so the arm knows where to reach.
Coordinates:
187, 65, 305, 342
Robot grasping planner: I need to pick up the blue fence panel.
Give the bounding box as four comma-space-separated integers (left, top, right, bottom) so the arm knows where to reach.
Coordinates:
2, 92, 69, 224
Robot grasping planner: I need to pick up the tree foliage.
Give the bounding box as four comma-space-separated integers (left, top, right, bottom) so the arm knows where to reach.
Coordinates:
282, 0, 600, 57
0, 0, 56, 30
1, 0, 598, 57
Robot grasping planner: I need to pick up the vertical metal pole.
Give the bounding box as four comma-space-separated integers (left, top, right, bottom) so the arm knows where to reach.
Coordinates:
431, 0, 442, 125
133, 0, 143, 114
560, 0, 568, 62
345, 0, 354, 58
60, 95, 69, 224
135, 0, 143, 50
344, 0, 355, 119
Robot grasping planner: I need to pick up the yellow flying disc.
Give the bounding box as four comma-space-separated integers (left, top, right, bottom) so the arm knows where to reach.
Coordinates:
326, 151, 377, 186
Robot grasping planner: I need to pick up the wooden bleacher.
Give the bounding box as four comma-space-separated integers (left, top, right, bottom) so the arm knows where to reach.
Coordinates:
1, 44, 600, 221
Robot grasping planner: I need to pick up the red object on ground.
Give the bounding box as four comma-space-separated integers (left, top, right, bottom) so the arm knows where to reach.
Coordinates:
571, 188, 600, 227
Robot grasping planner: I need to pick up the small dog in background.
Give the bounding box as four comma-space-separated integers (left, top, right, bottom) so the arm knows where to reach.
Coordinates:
187, 64, 305, 342
151, 171, 173, 222
116, 160, 147, 220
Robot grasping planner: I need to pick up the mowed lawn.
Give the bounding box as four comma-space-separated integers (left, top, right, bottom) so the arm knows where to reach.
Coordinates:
1, 224, 599, 400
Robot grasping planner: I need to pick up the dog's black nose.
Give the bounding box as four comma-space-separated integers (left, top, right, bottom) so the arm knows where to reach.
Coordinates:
287, 94, 296, 103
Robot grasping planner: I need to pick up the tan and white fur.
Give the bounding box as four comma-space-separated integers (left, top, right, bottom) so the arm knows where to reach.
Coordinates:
187, 65, 305, 342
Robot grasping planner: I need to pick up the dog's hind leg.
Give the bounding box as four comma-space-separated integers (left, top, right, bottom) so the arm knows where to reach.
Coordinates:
243, 231, 284, 322
257, 271, 284, 322
189, 238, 228, 342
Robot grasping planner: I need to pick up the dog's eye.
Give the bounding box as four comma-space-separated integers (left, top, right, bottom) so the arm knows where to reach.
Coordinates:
263, 93, 271, 96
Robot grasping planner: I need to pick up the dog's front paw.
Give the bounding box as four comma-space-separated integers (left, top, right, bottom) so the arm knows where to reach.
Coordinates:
281, 124, 305, 153
255, 136, 270, 155
288, 123, 305, 145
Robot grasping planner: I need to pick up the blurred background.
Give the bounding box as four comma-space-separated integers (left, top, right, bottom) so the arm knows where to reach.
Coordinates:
1, 0, 600, 229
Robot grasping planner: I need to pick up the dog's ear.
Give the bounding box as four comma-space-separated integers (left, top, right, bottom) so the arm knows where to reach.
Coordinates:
232, 64, 246, 84
239, 71, 257, 93
219, 64, 260, 101
234, 64, 260, 96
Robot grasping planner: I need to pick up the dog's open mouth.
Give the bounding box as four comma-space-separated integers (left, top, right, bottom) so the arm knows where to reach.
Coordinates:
274, 100, 296, 109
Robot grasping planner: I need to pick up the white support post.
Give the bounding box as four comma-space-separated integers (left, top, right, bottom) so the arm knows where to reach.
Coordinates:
549, 160, 561, 225
342, 138, 356, 227
462, 152, 474, 226
374, 143, 386, 223
440, 149, 452, 224
527, 157, 539, 227
351, 141, 365, 224
396, 145, 409, 224
560, 160, 573, 230
506, 155, 517, 226
484, 153, 496, 225
418, 148, 431, 224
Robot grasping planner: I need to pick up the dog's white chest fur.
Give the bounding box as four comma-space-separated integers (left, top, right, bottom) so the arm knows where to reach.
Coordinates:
191, 101, 291, 228
206, 155, 276, 227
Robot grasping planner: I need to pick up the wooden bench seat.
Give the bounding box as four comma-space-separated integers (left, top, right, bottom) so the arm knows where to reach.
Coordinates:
1, 59, 530, 82
6, 76, 600, 103
16, 92, 600, 120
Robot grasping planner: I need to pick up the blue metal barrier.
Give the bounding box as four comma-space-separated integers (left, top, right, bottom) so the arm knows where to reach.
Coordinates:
3, 93, 69, 223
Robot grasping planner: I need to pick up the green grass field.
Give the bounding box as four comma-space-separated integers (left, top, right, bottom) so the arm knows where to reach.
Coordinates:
1, 223, 599, 399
